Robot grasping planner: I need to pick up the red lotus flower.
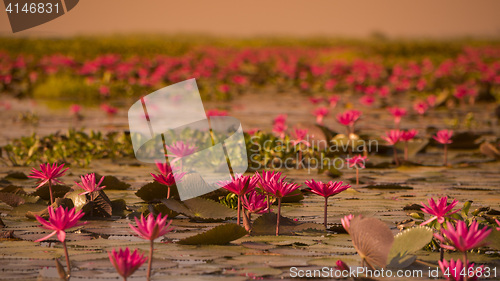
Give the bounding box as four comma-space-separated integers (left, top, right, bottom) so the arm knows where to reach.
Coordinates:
241, 191, 269, 214
341, 214, 354, 233
433, 130, 453, 144
69, 104, 81, 115
35, 206, 86, 242
29, 163, 68, 204
206, 109, 228, 117
29, 163, 68, 189
388, 106, 407, 128
308, 96, 324, 105
272, 122, 287, 139
129, 213, 173, 241
328, 95, 340, 107
382, 130, 402, 166
433, 130, 453, 166
218, 174, 259, 225
290, 128, 310, 147
129, 213, 173, 280
438, 259, 484, 281
434, 220, 492, 252
260, 175, 300, 235
401, 129, 418, 142
359, 95, 375, 107
312, 107, 329, 125
335, 260, 349, 271
273, 114, 287, 125
75, 173, 106, 197
420, 196, 460, 225
336, 109, 362, 134
346, 155, 367, 169
413, 100, 429, 115
100, 103, 118, 116
305, 180, 350, 228
165, 141, 197, 158
109, 248, 147, 281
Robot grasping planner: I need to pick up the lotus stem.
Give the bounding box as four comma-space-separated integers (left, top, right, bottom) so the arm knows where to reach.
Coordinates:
463, 251, 468, 281
276, 198, 282, 236
356, 168, 359, 186
404, 141, 409, 161
440, 247, 444, 261
62, 240, 71, 276
48, 181, 54, 205
324, 197, 328, 229
237, 195, 241, 225
443, 144, 448, 166
266, 195, 271, 213
393, 146, 400, 166
167, 186, 171, 199
147, 240, 154, 281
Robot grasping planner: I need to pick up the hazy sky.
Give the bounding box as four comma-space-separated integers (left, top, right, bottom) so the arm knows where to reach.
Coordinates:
1, 0, 500, 38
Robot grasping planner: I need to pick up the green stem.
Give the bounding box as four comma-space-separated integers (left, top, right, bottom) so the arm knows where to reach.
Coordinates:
147, 240, 154, 281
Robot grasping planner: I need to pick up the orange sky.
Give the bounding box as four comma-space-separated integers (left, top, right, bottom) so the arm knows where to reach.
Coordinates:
1, 0, 500, 38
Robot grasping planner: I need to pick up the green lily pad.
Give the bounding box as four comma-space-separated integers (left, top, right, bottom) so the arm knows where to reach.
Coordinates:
81, 191, 112, 218
136, 181, 179, 202
1, 185, 26, 194
178, 223, 247, 245
387, 226, 434, 269
95, 174, 130, 190
251, 213, 323, 236
363, 183, 413, 190
162, 198, 236, 221
281, 189, 304, 203
4, 172, 28, 180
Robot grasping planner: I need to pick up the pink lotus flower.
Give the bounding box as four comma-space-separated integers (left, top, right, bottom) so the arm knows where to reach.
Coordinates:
109, 248, 147, 281
439, 259, 484, 281
290, 128, 310, 147
496, 219, 500, 231
129, 213, 174, 280
165, 141, 197, 170
427, 95, 437, 107
218, 174, 258, 225
273, 114, 287, 125
433, 130, 453, 144
382, 130, 402, 166
29, 163, 68, 204
335, 260, 349, 271
341, 214, 354, 233
420, 196, 460, 225
359, 95, 375, 107
434, 220, 492, 252
241, 190, 269, 215
100, 103, 118, 116
388, 106, 407, 128
336, 109, 362, 134
305, 180, 350, 228
308, 96, 324, 105
206, 109, 228, 117
272, 122, 287, 139
129, 213, 173, 241
433, 130, 453, 166
75, 173, 106, 198
260, 175, 300, 235
312, 107, 329, 125
35, 206, 86, 243
346, 155, 367, 185
401, 129, 418, 160
69, 104, 81, 115
413, 100, 429, 115
99, 85, 110, 97
328, 95, 340, 107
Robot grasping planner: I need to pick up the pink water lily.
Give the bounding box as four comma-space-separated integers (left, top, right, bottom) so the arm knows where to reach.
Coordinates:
388, 106, 407, 128
439, 259, 484, 281
305, 179, 350, 228
496, 219, 500, 231
336, 109, 362, 134
433, 129, 453, 166
35, 206, 86, 277
382, 130, 402, 166
241, 190, 269, 232
218, 174, 259, 225
75, 173, 106, 197
434, 220, 491, 252
129, 213, 173, 281
312, 107, 329, 125
413, 100, 429, 115
165, 141, 198, 170
109, 248, 147, 281
341, 214, 355, 234
401, 129, 418, 161
335, 260, 349, 271
29, 163, 68, 204
260, 175, 300, 236
346, 155, 367, 185
420, 196, 460, 226
150, 165, 186, 199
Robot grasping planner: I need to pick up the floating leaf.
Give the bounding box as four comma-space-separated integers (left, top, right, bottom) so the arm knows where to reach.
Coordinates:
363, 183, 413, 190
349, 216, 394, 269
387, 226, 434, 269
486, 229, 500, 251
55, 258, 68, 281
4, 172, 28, 180
32, 184, 71, 201
281, 189, 304, 203
479, 142, 500, 160
251, 213, 323, 236
162, 197, 236, 221
315, 124, 338, 142
141, 203, 178, 219
81, 191, 112, 218
26, 198, 74, 219
1, 185, 26, 195
395, 139, 429, 159
110, 199, 127, 217
64, 188, 88, 211
96, 174, 130, 190
0, 192, 40, 207
136, 182, 178, 202
178, 223, 247, 245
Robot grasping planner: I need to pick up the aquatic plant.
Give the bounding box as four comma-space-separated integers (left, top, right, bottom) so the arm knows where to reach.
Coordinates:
400, 129, 418, 161
346, 155, 367, 185
29, 163, 68, 204
433, 129, 453, 166
108, 248, 147, 281
304, 179, 350, 228
217, 174, 258, 225
382, 130, 402, 166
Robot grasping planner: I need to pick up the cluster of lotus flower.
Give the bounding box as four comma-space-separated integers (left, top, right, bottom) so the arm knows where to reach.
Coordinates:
26, 160, 500, 281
